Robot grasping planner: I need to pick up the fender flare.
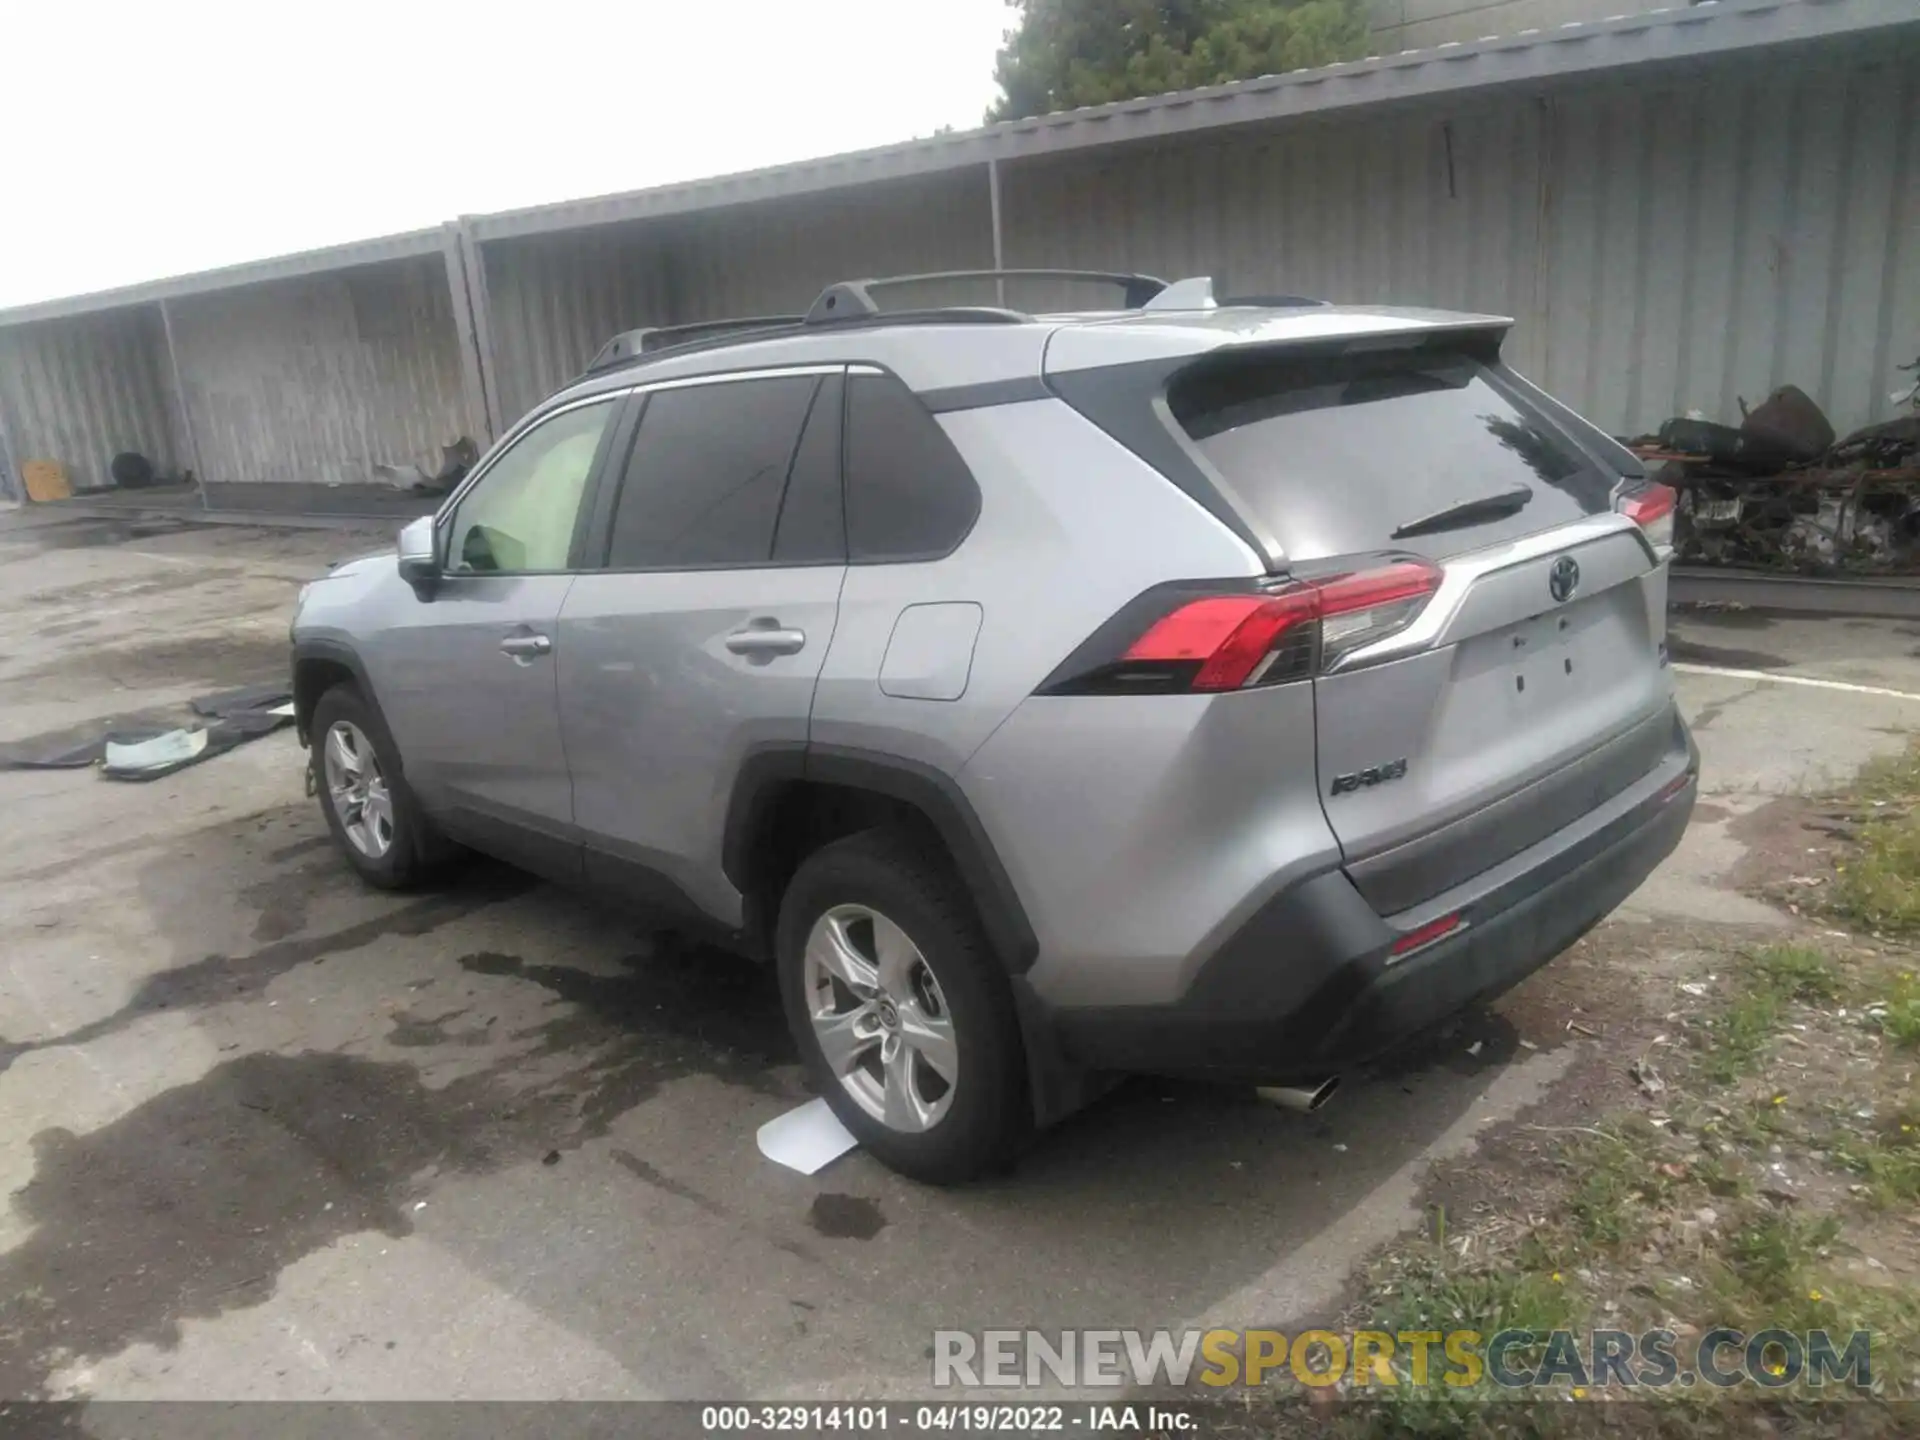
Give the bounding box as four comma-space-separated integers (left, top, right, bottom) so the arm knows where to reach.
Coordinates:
723, 743, 1039, 976
291, 637, 392, 749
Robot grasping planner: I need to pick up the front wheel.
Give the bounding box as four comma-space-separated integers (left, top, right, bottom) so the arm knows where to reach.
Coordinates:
310, 683, 451, 890
776, 829, 1030, 1184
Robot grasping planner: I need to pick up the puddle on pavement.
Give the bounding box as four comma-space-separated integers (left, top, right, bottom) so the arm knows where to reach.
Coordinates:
808, 1193, 887, 1240
1666, 636, 1789, 670
0, 1052, 498, 1398
0, 826, 537, 1080
456, 947, 795, 1127
3, 935, 798, 1398
0, 516, 224, 551
386, 1006, 492, 1048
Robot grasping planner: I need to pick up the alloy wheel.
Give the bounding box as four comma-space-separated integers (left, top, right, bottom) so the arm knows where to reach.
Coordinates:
803, 903, 958, 1132
322, 720, 394, 859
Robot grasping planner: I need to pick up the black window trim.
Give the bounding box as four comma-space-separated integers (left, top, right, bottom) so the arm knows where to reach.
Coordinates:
445, 357, 986, 578
841, 361, 983, 567
578, 363, 853, 576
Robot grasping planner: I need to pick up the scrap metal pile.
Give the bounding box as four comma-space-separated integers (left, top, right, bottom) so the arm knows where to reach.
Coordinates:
1627, 364, 1920, 575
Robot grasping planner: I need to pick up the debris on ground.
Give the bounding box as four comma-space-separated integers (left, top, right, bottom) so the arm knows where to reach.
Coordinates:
1629, 367, 1920, 575
756, 1097, 859, 1175
1629, 1056, 1665, 1096
371, 436, 480, 495
0, 684, 293, 780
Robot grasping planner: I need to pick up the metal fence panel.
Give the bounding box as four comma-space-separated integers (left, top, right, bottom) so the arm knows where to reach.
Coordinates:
1001, 44, 1919, 437
480, 226, 674, 428
166, 257, 470, 489
659, 168, 996, 321
479, 169, 996, 424
0, 308, 180, 492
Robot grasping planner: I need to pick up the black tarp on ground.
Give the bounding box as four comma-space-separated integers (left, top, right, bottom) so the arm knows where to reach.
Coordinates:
0, 686, 294, 780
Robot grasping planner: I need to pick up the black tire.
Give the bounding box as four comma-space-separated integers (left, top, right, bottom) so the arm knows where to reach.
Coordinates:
776, 828, 1030, 1184
110, 451, 156, 488
309, 682, 454, 890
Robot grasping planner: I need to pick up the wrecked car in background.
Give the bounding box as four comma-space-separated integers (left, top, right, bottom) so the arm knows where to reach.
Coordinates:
1639, 359, 1920, 575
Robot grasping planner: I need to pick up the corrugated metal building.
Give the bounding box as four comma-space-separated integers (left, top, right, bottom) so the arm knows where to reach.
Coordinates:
0, 306, 184, 497
1369, 0, 1673, 54
998, 34, 1920, 434
1, 0, 1916, 512
0, 232, 485, 511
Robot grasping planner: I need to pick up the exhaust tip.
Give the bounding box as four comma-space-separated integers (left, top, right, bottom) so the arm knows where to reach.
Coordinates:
1255, 1076, 1340, 1113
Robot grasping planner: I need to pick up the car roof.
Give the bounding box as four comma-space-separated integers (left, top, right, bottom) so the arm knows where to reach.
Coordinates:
537, 274, 1513, 417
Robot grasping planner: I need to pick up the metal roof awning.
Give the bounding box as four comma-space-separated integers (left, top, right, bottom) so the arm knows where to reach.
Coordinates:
464, 0, 1920, 242
0, 228, 448, 329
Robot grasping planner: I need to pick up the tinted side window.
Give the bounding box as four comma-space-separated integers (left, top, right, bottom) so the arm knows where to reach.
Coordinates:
607, 376, 818, 569
844, 372, 980, 562
772, 373, 845, 564
447, 399, 618, 573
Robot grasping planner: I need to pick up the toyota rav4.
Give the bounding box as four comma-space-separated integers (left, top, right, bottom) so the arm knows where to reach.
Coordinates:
291, 270, 1695, 1183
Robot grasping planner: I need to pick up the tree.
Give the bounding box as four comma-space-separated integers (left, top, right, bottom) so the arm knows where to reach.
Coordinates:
988, 0, 1371, 123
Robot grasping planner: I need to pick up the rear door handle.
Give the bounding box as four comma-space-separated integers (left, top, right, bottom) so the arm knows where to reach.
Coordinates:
499, 633, 553, 659
725, 626, 806, 657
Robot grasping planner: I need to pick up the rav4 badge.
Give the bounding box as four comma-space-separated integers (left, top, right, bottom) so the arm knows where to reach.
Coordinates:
1331, 758, 1409, 795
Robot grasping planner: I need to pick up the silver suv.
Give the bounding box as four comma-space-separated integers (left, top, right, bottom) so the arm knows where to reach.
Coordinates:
291, 270, 1696, 1183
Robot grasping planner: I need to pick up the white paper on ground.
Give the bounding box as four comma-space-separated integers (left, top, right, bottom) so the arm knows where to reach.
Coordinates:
104, 728, 209, 774
756, 1097, 858, 1175
267, 701, 296, 717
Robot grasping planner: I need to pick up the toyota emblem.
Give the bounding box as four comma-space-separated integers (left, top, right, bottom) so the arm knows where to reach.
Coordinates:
1549, 555, 1580, 603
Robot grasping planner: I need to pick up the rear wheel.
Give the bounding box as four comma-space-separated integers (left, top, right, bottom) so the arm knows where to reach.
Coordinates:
776, 830, 1029, 1184
310, 683, 452, 890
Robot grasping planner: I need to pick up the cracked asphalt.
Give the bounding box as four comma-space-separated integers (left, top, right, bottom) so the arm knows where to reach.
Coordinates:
2, 501, 1917, 1404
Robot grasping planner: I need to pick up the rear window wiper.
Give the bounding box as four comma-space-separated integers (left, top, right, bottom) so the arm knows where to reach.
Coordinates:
1391, 483, 1533, 540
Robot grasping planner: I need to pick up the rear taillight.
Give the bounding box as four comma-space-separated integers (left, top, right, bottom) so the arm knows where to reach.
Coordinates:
1616, 482, 1676, 555
1042, 560, 1442, 696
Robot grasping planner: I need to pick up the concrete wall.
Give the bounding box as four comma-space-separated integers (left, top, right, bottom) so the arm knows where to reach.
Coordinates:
0, 307, 181, 493
166, 256, 472, 497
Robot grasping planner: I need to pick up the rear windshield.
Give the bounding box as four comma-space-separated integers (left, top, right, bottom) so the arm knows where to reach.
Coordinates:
1169, 348, 1615, 561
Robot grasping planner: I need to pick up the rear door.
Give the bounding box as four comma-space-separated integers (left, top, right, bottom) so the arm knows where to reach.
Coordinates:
556, 367, 846, 925
1171, 344, 1674, 912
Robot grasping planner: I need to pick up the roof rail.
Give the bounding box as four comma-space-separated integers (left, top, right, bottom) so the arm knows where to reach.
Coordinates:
586, 314, 804, 372
576, 270, 1331, 385
805, 268, 1167, 323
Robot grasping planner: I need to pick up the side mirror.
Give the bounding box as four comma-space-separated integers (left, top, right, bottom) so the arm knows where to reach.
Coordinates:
396, 515, 441, 598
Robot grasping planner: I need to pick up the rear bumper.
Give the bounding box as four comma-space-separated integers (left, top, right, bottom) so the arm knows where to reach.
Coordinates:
1048, 714, 1697, 1083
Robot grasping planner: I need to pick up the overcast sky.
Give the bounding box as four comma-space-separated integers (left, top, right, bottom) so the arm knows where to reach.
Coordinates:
0, 0, 1017, 308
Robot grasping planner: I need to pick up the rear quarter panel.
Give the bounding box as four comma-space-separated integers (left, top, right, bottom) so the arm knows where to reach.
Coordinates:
808, 397, 1263, 774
